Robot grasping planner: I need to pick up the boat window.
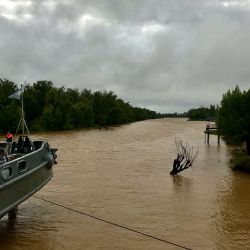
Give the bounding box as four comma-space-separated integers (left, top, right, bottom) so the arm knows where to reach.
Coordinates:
18, 161, 27, 172
1, 166, 12, 180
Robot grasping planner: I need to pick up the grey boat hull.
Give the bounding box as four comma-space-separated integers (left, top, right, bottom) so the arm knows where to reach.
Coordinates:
0, 141, 55, 219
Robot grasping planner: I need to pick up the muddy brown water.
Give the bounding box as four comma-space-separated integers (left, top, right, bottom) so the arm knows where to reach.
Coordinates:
0, 118, 250, 249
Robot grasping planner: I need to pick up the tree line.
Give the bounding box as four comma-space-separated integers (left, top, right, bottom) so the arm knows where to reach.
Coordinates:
0, 79, 164, 133
218, 86, 250, 155
185, 86, 250, 155
2, 79, 248, 155
187, 105, 218, 121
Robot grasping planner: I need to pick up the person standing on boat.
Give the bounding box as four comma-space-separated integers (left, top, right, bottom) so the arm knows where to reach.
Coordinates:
6, 131, 13, 142
6, 131, 13, 153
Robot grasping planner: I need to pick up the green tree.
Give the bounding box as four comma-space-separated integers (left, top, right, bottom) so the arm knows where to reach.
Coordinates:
0, 78, 164, 132
218, 86, 250, 155
42, 104, 57, 130
32, 81, 53, 117
187, 105, 218, 121
23, 85, 40, 125
0, 79, 20, 133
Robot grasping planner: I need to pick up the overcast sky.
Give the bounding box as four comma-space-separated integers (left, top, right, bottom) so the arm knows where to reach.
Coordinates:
0, 0, 250, 113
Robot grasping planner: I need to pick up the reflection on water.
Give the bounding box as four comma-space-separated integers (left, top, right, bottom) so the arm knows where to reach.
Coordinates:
1, 118, 250, 249
212, 172, 250, 249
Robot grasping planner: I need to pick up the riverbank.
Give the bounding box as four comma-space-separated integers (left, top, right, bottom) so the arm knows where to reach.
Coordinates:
230, 148, 250, 172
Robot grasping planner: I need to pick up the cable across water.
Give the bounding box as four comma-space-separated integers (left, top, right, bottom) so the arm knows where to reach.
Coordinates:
33, 195, 192, 250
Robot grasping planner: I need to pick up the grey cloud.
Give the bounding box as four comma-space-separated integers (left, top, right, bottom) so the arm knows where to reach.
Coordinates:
0, 0, 250, 113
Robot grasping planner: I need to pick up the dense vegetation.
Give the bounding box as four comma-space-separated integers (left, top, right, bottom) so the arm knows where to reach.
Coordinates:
218, 86, 250, 155
187, 105, 218, 121
0, 79, 164, 133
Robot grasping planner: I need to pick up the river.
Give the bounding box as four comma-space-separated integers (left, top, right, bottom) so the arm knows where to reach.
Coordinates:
0, 118, 250, 249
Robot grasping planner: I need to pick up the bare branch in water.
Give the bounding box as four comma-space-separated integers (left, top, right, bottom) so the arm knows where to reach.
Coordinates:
170, 138, 199, 175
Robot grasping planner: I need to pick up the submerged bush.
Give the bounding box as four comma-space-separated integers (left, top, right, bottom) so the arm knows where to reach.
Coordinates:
230, 148, 250, 172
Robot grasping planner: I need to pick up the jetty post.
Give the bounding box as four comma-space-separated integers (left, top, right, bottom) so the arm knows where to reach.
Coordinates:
204, 120, 220, 145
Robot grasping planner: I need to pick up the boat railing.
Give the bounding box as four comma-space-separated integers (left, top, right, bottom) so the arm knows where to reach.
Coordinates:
0, 140, 51, 185
0, 140, 48, 164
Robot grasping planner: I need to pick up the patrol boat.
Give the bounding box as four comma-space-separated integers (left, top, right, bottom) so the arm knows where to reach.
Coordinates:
0, 86, 57, 219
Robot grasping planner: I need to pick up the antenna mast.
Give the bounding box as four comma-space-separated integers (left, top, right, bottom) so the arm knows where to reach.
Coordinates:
14, 83, 31, 139
21, 84, 24, 136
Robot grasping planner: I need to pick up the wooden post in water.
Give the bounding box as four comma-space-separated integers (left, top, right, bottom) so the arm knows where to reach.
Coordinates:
204, 120, 220, 145
207, 129, 210, 144
205, 121, 210, 144
217, 130, 220, 145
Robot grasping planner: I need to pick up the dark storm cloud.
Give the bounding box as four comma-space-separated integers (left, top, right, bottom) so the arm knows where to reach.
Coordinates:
0, 0, 250, 112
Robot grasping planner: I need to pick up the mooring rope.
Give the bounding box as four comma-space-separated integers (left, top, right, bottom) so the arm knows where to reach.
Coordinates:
33, 195, 192, 250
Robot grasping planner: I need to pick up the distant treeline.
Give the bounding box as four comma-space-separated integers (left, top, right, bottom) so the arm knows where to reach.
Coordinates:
0, 79, 168, 132
187, 105, 218, 121
163, 112, 187, 118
